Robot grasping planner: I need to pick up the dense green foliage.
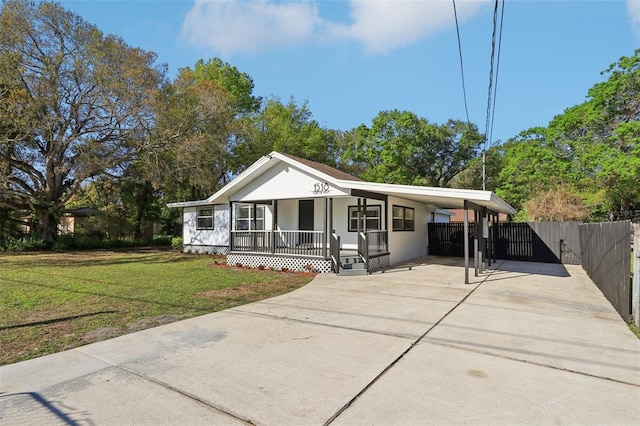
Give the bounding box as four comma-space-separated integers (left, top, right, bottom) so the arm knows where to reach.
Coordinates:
0, 0, 165, 241
0, 234, 171, 252
231, 97, 342, 173
1, 0, 637, 245
344, 110, 483, 187
496, 49, 640, 221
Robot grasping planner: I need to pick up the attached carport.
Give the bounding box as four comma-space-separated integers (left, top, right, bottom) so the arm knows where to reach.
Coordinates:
344, 181, 516, 283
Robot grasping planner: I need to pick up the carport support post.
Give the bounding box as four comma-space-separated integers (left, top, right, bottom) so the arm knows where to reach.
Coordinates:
474, 209, 479, 277
480, 207, 489, 273
486, 210, 492, 267
493, 213, 498, 264
464, 200, 469, 284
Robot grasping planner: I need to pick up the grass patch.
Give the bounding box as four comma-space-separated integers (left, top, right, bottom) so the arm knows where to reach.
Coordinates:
630, 322, 640, 339
0, 249, 315, 365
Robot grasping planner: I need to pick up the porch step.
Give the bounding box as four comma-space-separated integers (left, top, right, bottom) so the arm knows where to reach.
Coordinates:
339, 256, 363, 265
338, 260, 367, 275
340, 261, 365, 270
338, 267, 368, 276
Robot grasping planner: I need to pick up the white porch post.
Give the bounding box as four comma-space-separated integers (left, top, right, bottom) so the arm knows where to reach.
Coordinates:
329, 197, 334, 235
271, 199, 277, 254
357, 198, 362, 234
229, 201, 234, 251
323, 197, 328, 258
363, 198, 367, 233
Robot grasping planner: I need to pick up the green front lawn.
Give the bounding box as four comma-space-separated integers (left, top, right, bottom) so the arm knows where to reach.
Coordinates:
0, 249, 314, 365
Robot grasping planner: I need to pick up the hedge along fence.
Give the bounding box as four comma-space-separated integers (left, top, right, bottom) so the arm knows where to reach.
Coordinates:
579, 221, 633, 322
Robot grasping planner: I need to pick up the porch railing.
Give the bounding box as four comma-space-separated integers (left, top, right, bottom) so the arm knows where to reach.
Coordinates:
358, 230, 389, 274
366, 230, 388, 256
358, 232, 369, 272
230, 230, 272, 253
230, 230, 325, 257
330, 232, 340, 273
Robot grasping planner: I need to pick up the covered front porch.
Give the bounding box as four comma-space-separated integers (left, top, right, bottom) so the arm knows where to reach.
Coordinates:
227, 194, 390, 274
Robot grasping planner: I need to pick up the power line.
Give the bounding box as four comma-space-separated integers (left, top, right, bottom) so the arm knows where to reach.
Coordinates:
452, 0, 471, 124
488, 0, 505, 148
482, 0, 502, 190
484, 0, 499, 152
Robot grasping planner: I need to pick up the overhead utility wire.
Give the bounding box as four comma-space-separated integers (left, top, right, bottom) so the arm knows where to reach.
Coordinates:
452, 0, 471, 124
484, 0, 499, 151
488, 0, 505, 148
482, 0, 500, 190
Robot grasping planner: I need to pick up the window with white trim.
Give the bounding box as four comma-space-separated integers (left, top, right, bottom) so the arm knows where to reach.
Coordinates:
196, 206, 214, 230
348, 205, 381, 232
392, 205, 415, 231
235, 205, 265, 230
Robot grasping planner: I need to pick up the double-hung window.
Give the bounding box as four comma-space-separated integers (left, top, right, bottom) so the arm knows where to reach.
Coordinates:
392, 205, 415, 231
348, 205, 381, 232
196, 206, 214, 230
235, 205, 265, 230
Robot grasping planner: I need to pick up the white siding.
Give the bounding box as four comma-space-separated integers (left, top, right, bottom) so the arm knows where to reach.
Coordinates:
387, 196, 429, 264
331, 197, 385, 249
433, 210, 453, 223
232, 161, 350, 201
275, 199, 298, 231
272, 198, 331, 232
183, 205, 229, 247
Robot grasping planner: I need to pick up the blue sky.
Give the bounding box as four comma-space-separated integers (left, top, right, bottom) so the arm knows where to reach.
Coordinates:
59, 0, 639, 145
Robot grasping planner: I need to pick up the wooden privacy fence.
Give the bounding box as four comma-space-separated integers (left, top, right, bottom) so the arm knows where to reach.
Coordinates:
428, 222, 473, 257
633, 224, 639, 326
428, 222, 581, 264
579, 221, 633, 322
429, 220, 634, 322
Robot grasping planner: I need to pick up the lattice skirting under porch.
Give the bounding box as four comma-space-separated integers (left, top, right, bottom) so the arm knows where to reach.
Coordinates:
369, 254, 390, 272
183, 245, 229, 255
227, 253, 332, 274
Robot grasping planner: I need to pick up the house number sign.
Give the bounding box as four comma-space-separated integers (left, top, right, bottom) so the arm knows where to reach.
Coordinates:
313, 182, 330, 194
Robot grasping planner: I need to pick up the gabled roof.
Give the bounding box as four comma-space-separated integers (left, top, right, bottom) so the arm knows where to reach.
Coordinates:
167, 151, 516, 214
279, 153, 362, 182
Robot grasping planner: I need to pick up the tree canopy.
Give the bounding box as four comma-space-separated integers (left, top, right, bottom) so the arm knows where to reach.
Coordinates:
343, 110, 483, 187
2, 0, 638, 246
231, 97, 338, 173
496, 49, 640, 221
0, 0, 165, 240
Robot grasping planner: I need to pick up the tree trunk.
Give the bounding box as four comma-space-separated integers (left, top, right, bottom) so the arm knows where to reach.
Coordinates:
36, 210, 58, 242
133, 181, 153, 241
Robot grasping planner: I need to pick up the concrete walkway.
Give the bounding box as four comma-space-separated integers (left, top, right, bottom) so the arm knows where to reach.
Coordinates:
1, 258, 639, 425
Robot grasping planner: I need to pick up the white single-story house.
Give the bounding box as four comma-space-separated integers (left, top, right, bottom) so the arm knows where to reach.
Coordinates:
168, 152, 515, 275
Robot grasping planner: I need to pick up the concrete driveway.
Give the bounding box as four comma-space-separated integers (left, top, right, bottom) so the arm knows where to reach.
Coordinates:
2, 258, 640, 425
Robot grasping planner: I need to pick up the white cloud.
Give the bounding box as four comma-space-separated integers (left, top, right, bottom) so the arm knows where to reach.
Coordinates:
629, 0, 640, 37
181, 0, 323, 56
332, 0, 489, 54
181, 0, 489, 56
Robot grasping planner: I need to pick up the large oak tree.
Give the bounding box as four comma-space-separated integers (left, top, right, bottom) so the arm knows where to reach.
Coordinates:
344, 110, 483, 187
0, 0, 165, 240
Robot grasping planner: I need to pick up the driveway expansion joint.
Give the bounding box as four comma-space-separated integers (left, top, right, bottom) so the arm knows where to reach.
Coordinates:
228, 308, 419, 340
322, 261, 504, 425
75, 348, 257, 425
425, 339, 640, 388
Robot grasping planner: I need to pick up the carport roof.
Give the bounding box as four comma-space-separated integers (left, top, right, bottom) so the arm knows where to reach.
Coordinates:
342, 180, 515, 214
167, 152, 515, 215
